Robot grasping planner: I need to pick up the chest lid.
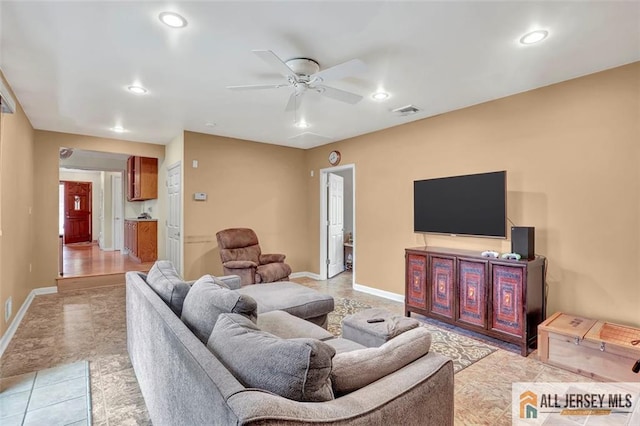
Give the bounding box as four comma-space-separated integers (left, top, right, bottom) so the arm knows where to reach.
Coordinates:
584, 321, 640, 354
538, 312, 597, 339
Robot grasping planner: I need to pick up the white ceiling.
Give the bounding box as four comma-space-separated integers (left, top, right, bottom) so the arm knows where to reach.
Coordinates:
1, 1, 639, 149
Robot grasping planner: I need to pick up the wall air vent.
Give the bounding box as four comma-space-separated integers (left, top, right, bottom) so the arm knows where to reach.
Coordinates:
0, 78, 16, 114
391, 104, 421, 116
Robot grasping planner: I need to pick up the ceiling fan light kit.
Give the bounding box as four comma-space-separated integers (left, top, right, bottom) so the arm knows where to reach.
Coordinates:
227, 50, 367, 112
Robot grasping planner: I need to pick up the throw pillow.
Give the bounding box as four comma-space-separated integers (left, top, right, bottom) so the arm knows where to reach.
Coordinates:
146, 260, 191, 316
181, 275, 258, 343
208, 313, 335, 402
331, 327, 432, 395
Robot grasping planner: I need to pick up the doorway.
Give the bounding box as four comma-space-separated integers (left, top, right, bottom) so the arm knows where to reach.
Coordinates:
320, 164, 355, 283
61, 180, 92, 244
58, 148, 151, 279
112, 174, 124, 251
166, 162, 182, 274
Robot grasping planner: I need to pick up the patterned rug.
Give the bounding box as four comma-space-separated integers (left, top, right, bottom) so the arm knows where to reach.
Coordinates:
328, 297, 497, 373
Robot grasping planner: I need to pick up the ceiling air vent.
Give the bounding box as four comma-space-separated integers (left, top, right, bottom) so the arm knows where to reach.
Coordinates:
391, 105, 421, 116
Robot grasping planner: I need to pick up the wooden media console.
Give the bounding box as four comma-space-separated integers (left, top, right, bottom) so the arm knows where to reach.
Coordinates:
404, 246, 546, 356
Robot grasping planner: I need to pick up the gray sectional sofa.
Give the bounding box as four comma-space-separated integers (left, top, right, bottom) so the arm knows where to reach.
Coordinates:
126, 268, 454, 425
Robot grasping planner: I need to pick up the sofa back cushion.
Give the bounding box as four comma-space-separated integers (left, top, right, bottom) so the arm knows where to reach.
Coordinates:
208, 313, 335, 402
181, 275, 258, 343
330, 327, 432, 395
146, 260, 191, 316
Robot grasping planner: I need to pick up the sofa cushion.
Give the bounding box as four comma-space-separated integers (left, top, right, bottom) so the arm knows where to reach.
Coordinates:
208, 313, 335, 402
330, 327, 432, 395
257, 311, 334, 341
146, 260, 191, 316
181, 275, 258, 343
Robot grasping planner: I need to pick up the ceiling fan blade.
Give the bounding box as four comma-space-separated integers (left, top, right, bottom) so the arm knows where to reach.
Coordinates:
226, 83, 288, 90
285, 92, 302, 112
316, 85, 363, 104
252, 50, 297, 80
311, 59, 367, 83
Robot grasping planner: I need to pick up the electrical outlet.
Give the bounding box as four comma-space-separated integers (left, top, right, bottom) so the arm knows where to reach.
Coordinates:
5, 297, 12, 323
29, 263, 32, 273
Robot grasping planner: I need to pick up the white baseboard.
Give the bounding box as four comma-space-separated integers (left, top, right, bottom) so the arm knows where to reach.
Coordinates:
290, 271, 322, 280
0, 286, 58, 357
353, 283, 405, 303
33, 286, 58, 296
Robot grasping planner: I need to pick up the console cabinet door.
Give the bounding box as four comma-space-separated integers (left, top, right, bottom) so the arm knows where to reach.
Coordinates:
491, 264, 525, 337
405, 253, 427, 310
457, 259, 488, 328
428, 256, 455, 319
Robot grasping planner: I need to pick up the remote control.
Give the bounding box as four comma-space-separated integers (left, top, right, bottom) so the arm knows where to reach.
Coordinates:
633, 359, 640, 374
366, 318, 385, 323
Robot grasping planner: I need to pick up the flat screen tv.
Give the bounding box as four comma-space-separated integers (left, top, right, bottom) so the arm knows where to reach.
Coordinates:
413, 171, 506, 238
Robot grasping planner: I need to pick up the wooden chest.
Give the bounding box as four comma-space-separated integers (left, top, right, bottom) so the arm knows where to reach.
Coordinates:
538, 312, 640, 382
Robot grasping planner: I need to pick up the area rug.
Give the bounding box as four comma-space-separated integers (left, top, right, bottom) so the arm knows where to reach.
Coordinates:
328, 297, 497, 373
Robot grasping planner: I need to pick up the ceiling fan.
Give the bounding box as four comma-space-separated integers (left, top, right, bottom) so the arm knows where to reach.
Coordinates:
227, 50, 367, 111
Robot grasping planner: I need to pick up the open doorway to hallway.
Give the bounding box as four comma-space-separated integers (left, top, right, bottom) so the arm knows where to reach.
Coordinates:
320, 164, 355, 285
57, 148, 153, 279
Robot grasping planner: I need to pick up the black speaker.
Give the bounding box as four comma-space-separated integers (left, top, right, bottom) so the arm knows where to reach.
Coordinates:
511, 227, 535, 260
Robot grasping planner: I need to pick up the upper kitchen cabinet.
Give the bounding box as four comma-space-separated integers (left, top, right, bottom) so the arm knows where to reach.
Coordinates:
127, 156, 158, 201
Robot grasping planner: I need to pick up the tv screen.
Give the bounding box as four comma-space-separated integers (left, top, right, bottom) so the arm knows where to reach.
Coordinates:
413, 171, 506, 238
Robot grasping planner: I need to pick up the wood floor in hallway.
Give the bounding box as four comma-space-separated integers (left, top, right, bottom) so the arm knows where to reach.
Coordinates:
61, 242, 154, 278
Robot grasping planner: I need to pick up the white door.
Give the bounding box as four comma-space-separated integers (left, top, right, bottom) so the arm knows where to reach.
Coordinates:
112, 174, 124, 251
167, 163, 182, 274
327, 173, 344, 278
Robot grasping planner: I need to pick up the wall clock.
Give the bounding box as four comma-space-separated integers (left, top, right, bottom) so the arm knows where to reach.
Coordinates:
328, 150, 341, 166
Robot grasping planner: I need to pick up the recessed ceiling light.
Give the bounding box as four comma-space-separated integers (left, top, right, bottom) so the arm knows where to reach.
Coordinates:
520, 30, 549, 45
159, 11, 188, 28
371, 91, 389, 101
127, 85, 147, 95
111, 126, 126, 133
205, 122, 216, 127
295, 120, 310, 129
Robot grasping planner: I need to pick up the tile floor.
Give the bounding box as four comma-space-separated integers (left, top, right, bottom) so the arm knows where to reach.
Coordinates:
0, 361, 91, 425
0, 271, 590, 425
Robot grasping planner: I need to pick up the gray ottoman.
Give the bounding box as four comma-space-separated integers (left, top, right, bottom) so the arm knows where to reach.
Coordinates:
236, 282, 334, 329
342, 308, 420, 347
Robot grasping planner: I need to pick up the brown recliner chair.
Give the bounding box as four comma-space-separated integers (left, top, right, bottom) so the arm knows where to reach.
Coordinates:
216, 228, 292, 286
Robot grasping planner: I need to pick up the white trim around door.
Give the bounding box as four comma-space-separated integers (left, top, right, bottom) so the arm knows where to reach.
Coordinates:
319, 164, 355, 282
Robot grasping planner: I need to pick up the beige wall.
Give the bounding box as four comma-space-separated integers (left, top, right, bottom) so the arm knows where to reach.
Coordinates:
32, 131, 165, 286
0, 72, 35, 337
182, 131, 308, 280
306, 63, 640, 327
